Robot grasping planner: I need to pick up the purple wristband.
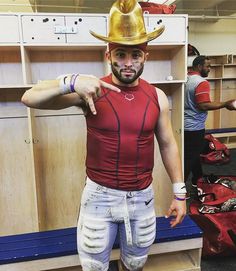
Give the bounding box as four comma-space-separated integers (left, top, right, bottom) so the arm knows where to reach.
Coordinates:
174, 195, 186, 201
70, 74, 79, 92
69, 74, 75, 92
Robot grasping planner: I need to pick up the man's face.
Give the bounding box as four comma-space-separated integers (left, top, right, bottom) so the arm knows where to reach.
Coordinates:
199, 59, 211, 78
106, 47, 148, 86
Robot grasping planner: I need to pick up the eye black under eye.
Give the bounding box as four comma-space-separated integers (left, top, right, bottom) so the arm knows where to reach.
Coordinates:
133, 53, 142, 58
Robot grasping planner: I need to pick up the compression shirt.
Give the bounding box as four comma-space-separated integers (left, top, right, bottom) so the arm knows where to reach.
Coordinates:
85, 74, 160, 190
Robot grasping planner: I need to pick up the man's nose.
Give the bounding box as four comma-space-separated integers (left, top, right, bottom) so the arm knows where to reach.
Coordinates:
124, 55, 133, 67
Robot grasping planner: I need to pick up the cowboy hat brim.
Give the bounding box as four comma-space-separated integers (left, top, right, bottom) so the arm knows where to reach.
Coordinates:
90, 25, 165, 45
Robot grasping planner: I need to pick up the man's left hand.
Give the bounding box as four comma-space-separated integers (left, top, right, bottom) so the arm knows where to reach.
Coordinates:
166, 199, 186, 227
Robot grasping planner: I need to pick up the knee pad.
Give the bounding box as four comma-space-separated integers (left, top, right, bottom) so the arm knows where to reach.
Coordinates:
80, 257, 109, 271
122, 255, 147, 271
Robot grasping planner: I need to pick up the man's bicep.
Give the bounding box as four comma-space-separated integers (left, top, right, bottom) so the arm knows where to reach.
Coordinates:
196, 101, 211, 111
155, 107, 173, 146
155, 88, 173, 145
195, 81, 211, 104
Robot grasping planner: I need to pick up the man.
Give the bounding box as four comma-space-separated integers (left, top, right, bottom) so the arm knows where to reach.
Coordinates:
184, 55, 236, 198
22, 1, 186, 270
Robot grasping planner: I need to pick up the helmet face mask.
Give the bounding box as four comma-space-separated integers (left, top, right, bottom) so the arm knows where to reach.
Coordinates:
90, 0, 165, 45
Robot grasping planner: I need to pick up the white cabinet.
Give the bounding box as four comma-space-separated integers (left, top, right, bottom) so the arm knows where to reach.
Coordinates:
0, 15, 20, 43
65, 15, 107, 44
21, 14, 187, 45
21, 14, 107, 44
21, 15, 66, 43
146, 15, 187, 44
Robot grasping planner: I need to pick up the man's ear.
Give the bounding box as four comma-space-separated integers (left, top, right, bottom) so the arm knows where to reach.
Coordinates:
144, 52, 149, 62
197, 64, 202, 71
105, 51, 111, 64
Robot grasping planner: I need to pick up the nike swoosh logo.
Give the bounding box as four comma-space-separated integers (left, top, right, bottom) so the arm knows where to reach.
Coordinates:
145, 198, 153, 206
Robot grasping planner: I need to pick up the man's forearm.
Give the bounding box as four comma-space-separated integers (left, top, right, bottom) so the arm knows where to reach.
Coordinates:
21, 79, 62, 108
197, 101, 227, 111
21, 79, 83, 110
159, 142, 183, 183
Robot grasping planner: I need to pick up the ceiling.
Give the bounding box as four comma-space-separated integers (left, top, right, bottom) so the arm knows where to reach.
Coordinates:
0, 0, 236, 17
175, 0, 236, 17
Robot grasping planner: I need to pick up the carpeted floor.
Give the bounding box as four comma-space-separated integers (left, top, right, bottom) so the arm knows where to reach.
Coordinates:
201, 256, 236, 271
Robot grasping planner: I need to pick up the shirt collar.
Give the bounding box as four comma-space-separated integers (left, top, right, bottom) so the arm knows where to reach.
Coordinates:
188, 71, 200, 76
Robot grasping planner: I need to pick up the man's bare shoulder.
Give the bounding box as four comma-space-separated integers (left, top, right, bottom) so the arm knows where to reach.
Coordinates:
154, 87, 169, 111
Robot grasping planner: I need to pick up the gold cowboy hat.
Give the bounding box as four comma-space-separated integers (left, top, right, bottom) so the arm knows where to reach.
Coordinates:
90, 0, 165, 45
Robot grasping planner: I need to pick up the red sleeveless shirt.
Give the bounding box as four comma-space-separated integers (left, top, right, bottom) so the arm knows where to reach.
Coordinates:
86, 74, 160, 190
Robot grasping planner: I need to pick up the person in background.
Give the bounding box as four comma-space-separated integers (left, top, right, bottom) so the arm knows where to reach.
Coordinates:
184, 55, 236, 198
22, 1, 186, 270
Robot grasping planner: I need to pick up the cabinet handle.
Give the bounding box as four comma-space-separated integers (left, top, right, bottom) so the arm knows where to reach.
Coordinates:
33, 139, 39, 144
25, 139, 31, 144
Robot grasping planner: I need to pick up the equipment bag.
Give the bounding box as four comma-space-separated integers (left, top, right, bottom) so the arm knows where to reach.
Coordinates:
139, 1, 176, 14
200, 134, 230, 164
190, 195, 236, 257
197, 174, 236, 202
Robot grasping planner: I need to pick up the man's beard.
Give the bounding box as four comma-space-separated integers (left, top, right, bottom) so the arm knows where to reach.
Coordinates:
111, 62, 144, 84
200, 70, 209, 78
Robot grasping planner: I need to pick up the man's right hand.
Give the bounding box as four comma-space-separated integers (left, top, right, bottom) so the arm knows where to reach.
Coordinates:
74, 74, 120, 115
225, 99, 236, 111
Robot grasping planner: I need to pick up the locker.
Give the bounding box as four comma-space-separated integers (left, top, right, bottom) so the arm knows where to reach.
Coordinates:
65, 15, 107, 44
21, 15, 66, 43
0, 15, 19, 43
146, 16, 187, 44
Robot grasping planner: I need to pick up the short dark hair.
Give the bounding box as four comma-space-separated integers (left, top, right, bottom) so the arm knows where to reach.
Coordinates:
192, 55, 210, 68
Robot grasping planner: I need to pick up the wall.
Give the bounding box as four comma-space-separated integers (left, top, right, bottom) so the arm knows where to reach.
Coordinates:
0, 0, 33, 12
188, 18, 236, 55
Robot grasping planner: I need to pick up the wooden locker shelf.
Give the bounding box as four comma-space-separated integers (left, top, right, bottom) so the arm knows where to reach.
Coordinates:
212, 132, 236, 149
0, 46, 23, 86
143, 251, 201, 271
189, 54, 236, 130
144, 45, 186, 83
22, 46, 106, 84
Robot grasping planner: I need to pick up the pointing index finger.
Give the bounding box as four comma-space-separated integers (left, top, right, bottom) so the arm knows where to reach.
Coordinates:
87, 96, 97, 115
100, 80, 120, 93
